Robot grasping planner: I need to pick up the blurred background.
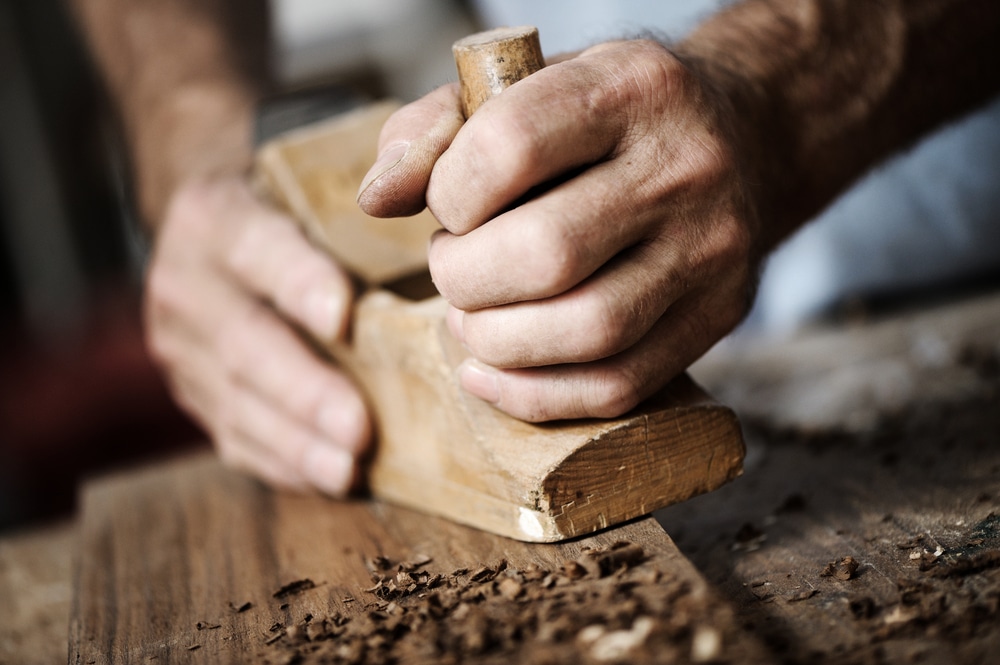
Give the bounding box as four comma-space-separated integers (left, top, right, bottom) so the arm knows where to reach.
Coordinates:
0, 0, 196, 532
0, 0, 476, 533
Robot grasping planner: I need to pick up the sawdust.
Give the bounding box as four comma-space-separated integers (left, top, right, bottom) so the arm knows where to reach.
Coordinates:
254, 541, 759, 664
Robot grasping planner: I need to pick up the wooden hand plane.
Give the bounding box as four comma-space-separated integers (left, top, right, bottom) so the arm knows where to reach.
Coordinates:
253, 27, 744, 542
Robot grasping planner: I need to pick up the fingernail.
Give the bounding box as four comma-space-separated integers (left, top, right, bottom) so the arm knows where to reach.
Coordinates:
357, 142, 409, 200
459, 359, 500, 404
302, 443, 354, 497
303, 288, 345, 342
318, 398, 368, 453
446, 307, 465, 344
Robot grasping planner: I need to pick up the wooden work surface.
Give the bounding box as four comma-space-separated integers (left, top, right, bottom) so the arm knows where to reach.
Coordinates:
0, 521, 74, 665
2, 289, 999, 664
67, 453, 770, 664
664, 289, 1000, 664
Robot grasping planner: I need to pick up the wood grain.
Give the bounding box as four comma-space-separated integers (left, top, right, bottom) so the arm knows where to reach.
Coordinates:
0, 522, 73, 665
255, 101, 442, 287
341, 288, 745, 541
68, 453, 771, 664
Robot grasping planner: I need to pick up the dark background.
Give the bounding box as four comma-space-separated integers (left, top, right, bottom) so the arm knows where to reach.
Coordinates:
0, 0, 201, 533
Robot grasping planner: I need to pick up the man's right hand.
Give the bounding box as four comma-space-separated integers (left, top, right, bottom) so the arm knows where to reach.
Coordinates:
144, 177, 371, 495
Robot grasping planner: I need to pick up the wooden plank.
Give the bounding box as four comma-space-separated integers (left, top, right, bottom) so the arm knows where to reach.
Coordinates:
69, 452, 772, 664
0, 521, 74, 665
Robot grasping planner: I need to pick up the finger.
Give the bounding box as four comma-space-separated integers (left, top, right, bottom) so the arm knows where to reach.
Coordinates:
149, 334, 312, 492
149, 309, 360, 497
428, 153, 670, 310
456, 285, 748, 422
147, 234, 371, 456
426, 51, 643, 235
224, 384, 357, 497
224, 195, 354, 344
215, 299, 371, 455
455, 240, 687, 368
357, 83, 466, 218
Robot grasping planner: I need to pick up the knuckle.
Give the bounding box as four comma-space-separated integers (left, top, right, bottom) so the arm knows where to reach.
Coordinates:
143, 323, 173, 366
144, 261, 185, 316
213, 433, 244, 469
163, 180, 218, 240
587, 367, 644, 418
489, 122, 546, 179
275, 253, 337, 311
283, 372, 331, 427
160, 372, 202, 423
142, 280, 185, 365
226, 214, 279, 275
213, 408, 240, 446
427, 236, 474, 307
582, 280, 659, 361
615, 39, 688, 112
680, 307, 716, 350
554, 295, 634, 364
707, 212, 753, 270
520, 223, 587, 296
216, 304, 266, 380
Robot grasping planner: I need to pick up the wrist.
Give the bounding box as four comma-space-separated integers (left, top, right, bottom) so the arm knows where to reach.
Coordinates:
132, 80, 260, 228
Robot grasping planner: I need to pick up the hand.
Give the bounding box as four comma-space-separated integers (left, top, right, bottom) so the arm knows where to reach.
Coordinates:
359, 39, 760, 421
145, 176, 371, 494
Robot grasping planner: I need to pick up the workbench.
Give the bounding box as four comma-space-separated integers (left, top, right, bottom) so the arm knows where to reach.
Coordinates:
3, 289, 999, 664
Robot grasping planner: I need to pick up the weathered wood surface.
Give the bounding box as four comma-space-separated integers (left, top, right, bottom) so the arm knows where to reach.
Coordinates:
691, 291, 1000, 433
253, 36, 745, 542
4, 291, 999, 665
67, 453, 771, 664
661, 289, 1000, 664
0, 521, 74, 665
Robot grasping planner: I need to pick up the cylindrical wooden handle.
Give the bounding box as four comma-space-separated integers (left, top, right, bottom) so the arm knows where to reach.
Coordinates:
453, 26, 544, 118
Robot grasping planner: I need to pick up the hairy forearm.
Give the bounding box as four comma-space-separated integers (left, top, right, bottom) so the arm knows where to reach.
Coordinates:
677, 0, 1000, 254
68, 0, 271, 227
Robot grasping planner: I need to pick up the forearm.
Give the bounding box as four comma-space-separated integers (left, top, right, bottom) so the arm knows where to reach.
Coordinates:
676, 0, 1000, 254
68, 0, 271, 227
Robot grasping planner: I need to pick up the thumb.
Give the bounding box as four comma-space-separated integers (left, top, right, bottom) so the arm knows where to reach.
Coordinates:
357, 83, 464, 218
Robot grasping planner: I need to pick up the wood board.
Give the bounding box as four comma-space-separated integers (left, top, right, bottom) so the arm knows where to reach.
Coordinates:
68, 452, 772, 664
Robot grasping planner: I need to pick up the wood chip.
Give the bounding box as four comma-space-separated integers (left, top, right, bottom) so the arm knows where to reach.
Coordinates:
562, 560, 588, 580
820, 556, 860, 581
272, 579, 316, 599
785, 588, 819, 602
497, 577, 523, 601
368, 555, 392, 572
256, 539, 752, 664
